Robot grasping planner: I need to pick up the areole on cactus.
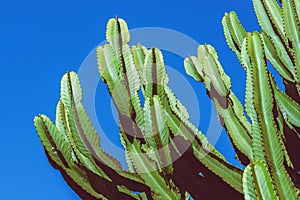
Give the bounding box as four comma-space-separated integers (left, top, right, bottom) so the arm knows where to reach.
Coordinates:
34, 0, 300, 199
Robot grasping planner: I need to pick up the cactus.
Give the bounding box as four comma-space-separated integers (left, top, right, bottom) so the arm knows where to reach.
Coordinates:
34, 0, 300, 199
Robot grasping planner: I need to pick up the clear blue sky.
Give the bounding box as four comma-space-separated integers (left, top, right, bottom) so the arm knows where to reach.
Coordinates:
0, 0, 271, 199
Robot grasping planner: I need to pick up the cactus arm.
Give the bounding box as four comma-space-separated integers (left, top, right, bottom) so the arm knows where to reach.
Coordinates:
151, 96, 173, 173
246, 32, 299, 199
102, 17, 144, 128
254, 0, 285, 39
34, 115, 108, 199
143, 48, 168, 98
241, 38, 266, 163
243, 161, 278, 200
98, 18, 147, 143
184, 56, 203, 82
222, 11, 247, 63
61, 72, 123, 170
34, 115, 75, 170
184, 45, 253, 163
252, 0, 286, 45
59, 72, 117, 179
261, 32, 295, 81
282, 0, 300, 49
242, 166, 258, 200
268, 75, 299, 169
132, 43, 148, 81
97, 45, 132, 116
273, 83, 300, 128
243, 31, 298, 173
106, 18, 142, 101
106, 17, 130, 64
198, 45, 230, 97
282, 0, 300, 89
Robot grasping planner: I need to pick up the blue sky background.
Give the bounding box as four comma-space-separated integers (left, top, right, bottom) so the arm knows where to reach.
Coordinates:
0, 0, 274, 199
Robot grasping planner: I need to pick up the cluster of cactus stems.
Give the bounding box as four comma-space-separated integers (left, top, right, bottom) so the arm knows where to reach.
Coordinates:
34, 0, 300, 199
